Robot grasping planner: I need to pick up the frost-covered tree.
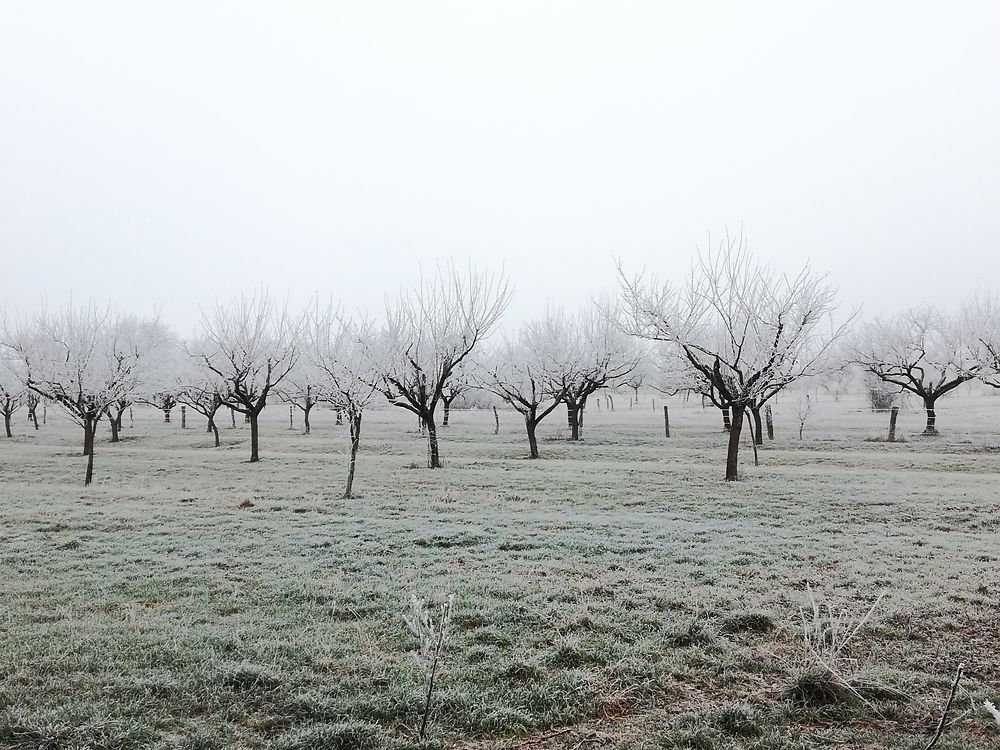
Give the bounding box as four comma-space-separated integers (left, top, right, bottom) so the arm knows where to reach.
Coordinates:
475, 310, 573, 459
555, 303, 639, 440
108, 317, 176, 441
3, 304, 163, 484
177, 344, 226, 447
306, 303, 383, 498
851, 306, 980, 435
25, 391, 41, 430
970, 293, 1000, 392
276, 357, 324, 435
191, 292, 301, 463
619, 232, 848, 480
379, 263, 511, 468
441, 367, 471, 427
0, 361, 25, 438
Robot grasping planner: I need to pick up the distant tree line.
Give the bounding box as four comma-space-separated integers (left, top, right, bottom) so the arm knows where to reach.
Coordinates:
5, 242, 1000, 488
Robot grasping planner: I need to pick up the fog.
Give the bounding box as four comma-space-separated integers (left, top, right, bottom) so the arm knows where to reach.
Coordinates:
1, 1, 997, 332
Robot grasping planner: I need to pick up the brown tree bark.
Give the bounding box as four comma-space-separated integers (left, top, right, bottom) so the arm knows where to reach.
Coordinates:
426, 417, 441, 468
750, 405, 763, 445
83, 417, 96, 486
725, 404, 745, 481
249, 412, 260, 462
345, 412, 363, 498
525, 415, 539, 459
923, 397, 938, 435
566, 403, 581, 440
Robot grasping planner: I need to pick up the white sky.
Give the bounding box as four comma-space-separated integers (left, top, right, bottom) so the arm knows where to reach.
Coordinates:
1, 2, 998, 335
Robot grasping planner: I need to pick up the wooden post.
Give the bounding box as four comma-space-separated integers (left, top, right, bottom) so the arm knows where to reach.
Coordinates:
493, 405, 500, 435
888, 406, 899, 442
608, 394, 614, 412
765, 404, 774, 440
289, 405, 294, 429
181, 405, 186, 429
663, 405, 670, 438
43, 404, 47, 425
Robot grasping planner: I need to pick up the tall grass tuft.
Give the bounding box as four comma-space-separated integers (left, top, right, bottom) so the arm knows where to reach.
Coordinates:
405, 593, 455, 744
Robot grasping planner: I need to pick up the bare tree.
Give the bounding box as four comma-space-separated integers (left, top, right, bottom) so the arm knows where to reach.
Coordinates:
191, 292, 301, 463
0, 363, 25, 438
851, 306, 979, 435
441, 367, 471, 427
555, 303, 639, 440
796, 392, 813, 439
3, 304, 162, 485
25, 391, 41, 430
139, 391, 179, 423
970, 293, 1000, 393
475, 311, 571, 458
306, 303, 382, 498
177, 348, 226, 447
277, 356, 324, 435
379, 263, 511, 468
619, 231, 849, 480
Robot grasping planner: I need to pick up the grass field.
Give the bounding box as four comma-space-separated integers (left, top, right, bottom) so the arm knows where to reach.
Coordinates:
1, 389, 999, 749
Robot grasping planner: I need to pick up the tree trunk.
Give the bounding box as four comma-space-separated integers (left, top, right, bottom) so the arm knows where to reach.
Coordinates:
751, 405, 763, 445
443, 399, 451, 427
304, 403, 312, 435
765, 404, 774, 440
109, 416, 119, 442
663, 405, 670, 438
345, 413, 362, 498
923, 397, 938, 435
163, 408, 171, 424
231, 408, 236, 428
722, 407, 732, 431
888, 406, 899, 442
211, 419, 220, 447
493, 405, 499, 435
249, 411, 260, 462
83, 417, 96, 485
181, 405, 186, 428
83, 419, 95, 456
725, 404, 745, 481
426, 416, 441, 468
567, 404, 581, 440
526, 415, 539, 459
336, 409, 344, 426
3, 413, 11, 438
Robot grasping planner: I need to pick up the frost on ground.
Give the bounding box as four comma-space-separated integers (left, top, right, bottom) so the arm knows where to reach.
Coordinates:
0, 393, 998, 749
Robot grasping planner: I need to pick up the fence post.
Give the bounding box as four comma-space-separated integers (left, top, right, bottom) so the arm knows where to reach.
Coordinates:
663, 405, 670, 438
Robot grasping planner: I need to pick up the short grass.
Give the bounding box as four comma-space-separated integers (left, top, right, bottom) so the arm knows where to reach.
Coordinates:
1, 388, 999, 749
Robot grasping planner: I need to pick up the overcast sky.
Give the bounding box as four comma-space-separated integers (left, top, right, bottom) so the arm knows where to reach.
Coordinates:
1, 2, 997, 335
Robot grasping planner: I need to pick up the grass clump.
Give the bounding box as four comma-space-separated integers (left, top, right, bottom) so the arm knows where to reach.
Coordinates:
220, 663, 282, 693
270, 721, 381, 750
719, 611, 775, 635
